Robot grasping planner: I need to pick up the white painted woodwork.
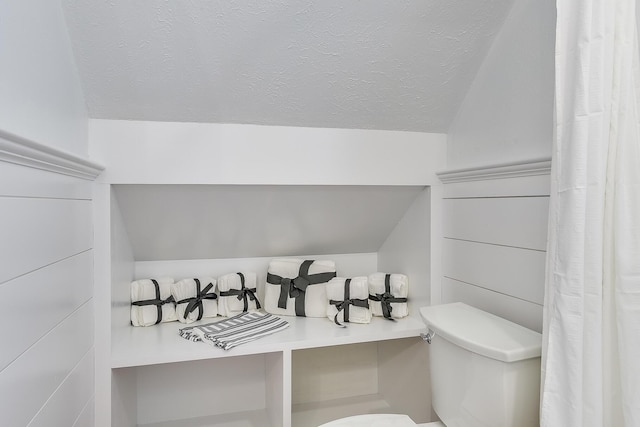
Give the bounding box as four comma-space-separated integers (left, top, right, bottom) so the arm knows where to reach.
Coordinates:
378, 188, 431, 301
0, 197, 92, 284
266, 351, 290, 427
429, 185, 444, 306
442, 238, 545, 305
99, 165, 436, 426
73, 396, 95, 427
0, 161, 92, 199
27, 348, 94, 427
93, 184, 119, 427
437, 158, 551, 184
443, 197, 549, 250
0, 302, 93, 427
111, 308, 428, 369
114, 184, 424, 261
292, 343, 379, 404
89, 120, 447, 185
441, 277, 543, 332
0, 129, 102, 181
0, 251, 93, 370
110, 190, 136, 330
438, 159, 551, 331
0, 136, 98, 427
442, 174, 551, 198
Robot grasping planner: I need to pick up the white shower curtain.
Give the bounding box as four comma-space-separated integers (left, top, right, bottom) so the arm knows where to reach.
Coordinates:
541, 0, 640, 426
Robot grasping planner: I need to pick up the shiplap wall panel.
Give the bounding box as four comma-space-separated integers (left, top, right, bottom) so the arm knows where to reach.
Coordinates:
0, 301, 93, 427
27, 348, 94, 427
442, 238, 546, 304
442, 277, 543, 332
73, 397, 95, 427
0, 251, 93, 370
443, 197, 549, 250
0, 161, 92, 199
0, 198, 92, 284
439, 163, 550, 331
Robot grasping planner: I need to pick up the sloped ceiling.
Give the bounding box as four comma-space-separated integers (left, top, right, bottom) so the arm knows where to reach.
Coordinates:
114, 185, 425, 261
62, 0, 514, 132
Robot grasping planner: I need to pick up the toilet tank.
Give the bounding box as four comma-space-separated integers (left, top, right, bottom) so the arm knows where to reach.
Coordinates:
420, 303, 542, 427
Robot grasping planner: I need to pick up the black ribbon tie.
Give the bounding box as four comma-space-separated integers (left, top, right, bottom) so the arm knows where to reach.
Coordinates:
176, 278, 218, 321
131, 279, 175, 325
329, 278, 369, 327
266, 260, 336, 316
368, 274, 407, 321
219, 272, 261, 312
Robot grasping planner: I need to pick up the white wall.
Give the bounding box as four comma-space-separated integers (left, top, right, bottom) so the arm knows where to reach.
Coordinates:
0, 1, 96, 426
89, 119, 447, 185
0, 0, 88, 157
438, 0, 556, 331
446, 0, 555, 169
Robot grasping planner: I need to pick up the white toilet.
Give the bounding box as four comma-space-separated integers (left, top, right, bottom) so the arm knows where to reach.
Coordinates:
320, 302, 542, 427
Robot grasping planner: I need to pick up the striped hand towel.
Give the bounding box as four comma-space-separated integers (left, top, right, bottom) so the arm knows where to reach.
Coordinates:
179, 312, 289, 350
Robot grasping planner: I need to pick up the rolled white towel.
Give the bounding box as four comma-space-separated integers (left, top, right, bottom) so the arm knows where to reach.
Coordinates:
265, 258, 336, 317
131, 277, 177, 326
326, 277, 371, 326
217, 272, 261, 317
368, 273, 409, 319
172, 277, 218, 324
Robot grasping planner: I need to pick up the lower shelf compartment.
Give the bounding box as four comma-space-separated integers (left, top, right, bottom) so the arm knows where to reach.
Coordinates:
113, 352, 286, 427
137, 409, 274, 427
292, 393, 394, 427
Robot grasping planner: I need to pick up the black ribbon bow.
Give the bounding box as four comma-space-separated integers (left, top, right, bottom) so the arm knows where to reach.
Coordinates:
176, 278, 217, 321
368, 274, 407, 321
131, 279, 175, 325
267, 260, 336, 316
219, 272, 261, 312
329, 278, 369, 327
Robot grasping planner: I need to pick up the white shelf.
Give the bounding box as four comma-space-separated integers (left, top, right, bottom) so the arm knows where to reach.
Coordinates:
137, 409, 273, 427
112, 301, 429, 368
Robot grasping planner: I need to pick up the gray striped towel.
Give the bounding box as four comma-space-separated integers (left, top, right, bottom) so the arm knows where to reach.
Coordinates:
178, 312, 289, 350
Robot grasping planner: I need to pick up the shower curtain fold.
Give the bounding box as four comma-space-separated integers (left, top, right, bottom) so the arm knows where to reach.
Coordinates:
542, 1, 640, 426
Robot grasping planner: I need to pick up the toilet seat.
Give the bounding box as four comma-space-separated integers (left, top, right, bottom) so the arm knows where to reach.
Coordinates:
317, 413, 445, 427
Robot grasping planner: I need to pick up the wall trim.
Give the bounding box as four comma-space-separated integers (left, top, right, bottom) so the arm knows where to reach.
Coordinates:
437, 157, 552, 184
0, 128, 103, 180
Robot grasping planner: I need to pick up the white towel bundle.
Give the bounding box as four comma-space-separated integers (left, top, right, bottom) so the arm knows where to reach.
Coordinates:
368, 273, 409, 319
326, 277, 371, 326
130, 277, 177, 326
179, 312, 289, 350
217, 272, 261, 317
265, 258, 336, 317
172, 277, 218, 324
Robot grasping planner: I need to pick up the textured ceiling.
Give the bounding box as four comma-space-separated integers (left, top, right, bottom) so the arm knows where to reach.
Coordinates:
62, 0, 514, 132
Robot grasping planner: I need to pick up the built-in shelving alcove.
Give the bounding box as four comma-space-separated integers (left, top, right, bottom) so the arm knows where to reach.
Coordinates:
99, 183, 434, 426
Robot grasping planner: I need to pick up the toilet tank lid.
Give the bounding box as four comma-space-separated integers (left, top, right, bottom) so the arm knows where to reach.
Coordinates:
419, 303, 542, 362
